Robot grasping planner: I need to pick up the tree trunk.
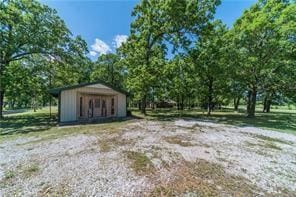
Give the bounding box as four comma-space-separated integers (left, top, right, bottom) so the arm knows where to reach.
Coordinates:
188, 97, 191, 110
180, 95, 184, 110
207, 79, 213, 116
263, 95, 267, 112
234, 97, 240, 111
140, 95, 146, 114
246, 90, 251, 114
247, 87, 257, 118
266, 100, 271, 112
263, 94, 272, 113
0, 90, 3, 119
138, 100, 141, 110
0, 62, 4, 119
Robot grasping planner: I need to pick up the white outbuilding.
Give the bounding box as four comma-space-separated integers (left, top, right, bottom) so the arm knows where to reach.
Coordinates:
49, 81, 127, 124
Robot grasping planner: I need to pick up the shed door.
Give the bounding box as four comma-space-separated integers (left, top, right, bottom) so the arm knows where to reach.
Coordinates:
101, 97, 107, 117
93, 96, 101, 117
88, 98, 94, 118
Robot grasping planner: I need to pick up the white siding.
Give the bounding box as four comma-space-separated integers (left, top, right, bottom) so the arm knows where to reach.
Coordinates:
60, 84, 126, 122
60, 89, 77, 122
117, 93, 126, 117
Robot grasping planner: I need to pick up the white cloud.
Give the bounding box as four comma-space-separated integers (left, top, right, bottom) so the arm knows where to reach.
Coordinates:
113, 35, 128, 48
91, 38, 111, 55
89, 51, 97, 56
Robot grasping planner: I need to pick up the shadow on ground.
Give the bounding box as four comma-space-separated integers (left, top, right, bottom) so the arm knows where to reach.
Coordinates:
0, 113, 142, 136
1, 108, 295, 136
0, 113, 57, 135
133, 108, 296, 133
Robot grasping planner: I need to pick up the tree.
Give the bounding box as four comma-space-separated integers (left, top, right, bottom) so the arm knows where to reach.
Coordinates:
0, 0, 79, 118
231, 0, 295, 117
90, 53, 124, 88
190, 20, 228, 115
164, 55, 196, 110
120, 0, 220, 114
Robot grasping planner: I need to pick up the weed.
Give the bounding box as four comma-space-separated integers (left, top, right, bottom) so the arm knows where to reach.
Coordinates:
245, 140, 282, 151
4, 170, 15, 180
151, 159, 260, 196
251, 134, 292, 145
97, 135, 134, 152
99, 140, 112, 152
264, 142, 282, 150
126, 151, 155, 175
23, 163, 39, 177
163, 136, 194, 147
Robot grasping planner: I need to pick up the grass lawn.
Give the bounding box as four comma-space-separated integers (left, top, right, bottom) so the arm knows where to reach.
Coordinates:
0, 107, 133, 143
0, 107, 58, 136
132, 106, 296, 134
1, 105, 295, 139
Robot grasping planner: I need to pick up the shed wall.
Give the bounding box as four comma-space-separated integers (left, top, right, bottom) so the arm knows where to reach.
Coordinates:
60, 86, 126, 122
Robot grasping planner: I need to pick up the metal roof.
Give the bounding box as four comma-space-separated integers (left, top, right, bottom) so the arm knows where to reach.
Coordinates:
48, 80, 128, 97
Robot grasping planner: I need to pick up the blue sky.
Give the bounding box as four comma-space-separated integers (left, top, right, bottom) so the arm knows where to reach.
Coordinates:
42, 0, 256, 58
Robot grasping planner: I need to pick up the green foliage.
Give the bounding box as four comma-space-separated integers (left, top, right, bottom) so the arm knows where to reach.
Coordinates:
120, 0, 220, 113
1, 0, 295, 120
0, 0, 91, 114
190, 20, 229, 114
90, 53, 125, 88
163, 55, 196, 109
229, 0, 296, 116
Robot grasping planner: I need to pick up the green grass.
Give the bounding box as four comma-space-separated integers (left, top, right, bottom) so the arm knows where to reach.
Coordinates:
4, 170, 16, 180
1, 119, 130, 144
264, 142, 282, 150
0, 107, 132, 142
1, 107, 58, 136
125, 151, 155, 174
131, 106, 296, 134
1, 105, 295, 141
23, 163, 40, 177
163, 135, 195, 147
251, 134, 293, 144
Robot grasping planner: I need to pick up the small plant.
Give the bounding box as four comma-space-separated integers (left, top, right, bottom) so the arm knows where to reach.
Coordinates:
126, 151, 154, 174
252, 134, 290, 145
99, 140, 111, 152
4, 170, 15, 180
163, 136, 194, 147
264, 142, 282, 150
23, 163, 39, 177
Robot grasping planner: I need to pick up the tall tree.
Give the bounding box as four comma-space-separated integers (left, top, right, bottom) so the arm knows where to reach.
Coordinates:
164, 55, 196, 110
190, 20, 228, 115
0, 0, 79, 118
231, 0, 295, 117
91, 53, 125, 88
120, 0, 220, 114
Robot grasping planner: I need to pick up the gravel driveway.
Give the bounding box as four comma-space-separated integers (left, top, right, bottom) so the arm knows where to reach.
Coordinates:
1, 119, 295, 196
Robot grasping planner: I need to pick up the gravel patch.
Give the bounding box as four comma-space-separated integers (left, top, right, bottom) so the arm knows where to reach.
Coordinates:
0, 134, 150, 196
1, 119, 295, 195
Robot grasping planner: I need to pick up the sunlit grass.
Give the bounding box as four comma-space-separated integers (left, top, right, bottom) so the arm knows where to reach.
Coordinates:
0, 106, 131, 142
131, 106, 296, 134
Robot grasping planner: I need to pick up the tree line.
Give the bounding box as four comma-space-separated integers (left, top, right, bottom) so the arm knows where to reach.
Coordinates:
0, 0, 295, 119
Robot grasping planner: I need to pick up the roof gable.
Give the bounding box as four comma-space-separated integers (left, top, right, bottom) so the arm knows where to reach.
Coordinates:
49, 80, 128, 97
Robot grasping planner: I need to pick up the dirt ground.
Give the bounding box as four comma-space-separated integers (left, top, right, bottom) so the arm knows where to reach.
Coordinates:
1, 119, 296, 196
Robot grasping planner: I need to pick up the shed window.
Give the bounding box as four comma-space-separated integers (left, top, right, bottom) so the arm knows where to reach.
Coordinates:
95, 99, 100, 108
79, 97, 83, 117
